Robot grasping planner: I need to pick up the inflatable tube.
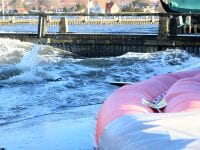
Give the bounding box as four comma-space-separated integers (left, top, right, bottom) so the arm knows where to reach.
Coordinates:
165, 74, 200, 112
96, 68, 200, 148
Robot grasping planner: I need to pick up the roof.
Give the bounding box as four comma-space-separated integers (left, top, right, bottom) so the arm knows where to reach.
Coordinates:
94, 0, 107, 10
106, 2, 114, 10
16, 8, 28, 13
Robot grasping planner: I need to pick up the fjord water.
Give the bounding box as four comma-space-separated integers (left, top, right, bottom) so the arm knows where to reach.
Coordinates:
0, 24, 158, 34
0, 38, 200, 149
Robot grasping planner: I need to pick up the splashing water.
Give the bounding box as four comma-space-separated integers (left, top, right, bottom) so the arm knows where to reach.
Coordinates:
17, 44, 41, 69
0, 38, 33, 65
0, 44, 64, 84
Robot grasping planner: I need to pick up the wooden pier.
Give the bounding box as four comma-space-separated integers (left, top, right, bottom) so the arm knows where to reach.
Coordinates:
0, 12, 200, 57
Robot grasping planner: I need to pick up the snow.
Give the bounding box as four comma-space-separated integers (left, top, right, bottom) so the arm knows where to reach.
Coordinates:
100, 111, 200, 150
0, 105, 101, 150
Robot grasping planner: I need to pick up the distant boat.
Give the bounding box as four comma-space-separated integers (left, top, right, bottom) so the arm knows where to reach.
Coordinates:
160, 0, 200, 13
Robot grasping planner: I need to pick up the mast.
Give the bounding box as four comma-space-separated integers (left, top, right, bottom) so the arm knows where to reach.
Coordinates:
87, 0, 90, 19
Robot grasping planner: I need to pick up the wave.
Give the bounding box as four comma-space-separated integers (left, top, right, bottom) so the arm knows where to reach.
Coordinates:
0, 39, 80, 84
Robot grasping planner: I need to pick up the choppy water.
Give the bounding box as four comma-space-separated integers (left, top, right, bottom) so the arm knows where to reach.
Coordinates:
0, 38, 200, 126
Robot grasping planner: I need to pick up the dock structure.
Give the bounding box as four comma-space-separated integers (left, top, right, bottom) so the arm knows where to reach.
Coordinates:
0, 12, 200, 57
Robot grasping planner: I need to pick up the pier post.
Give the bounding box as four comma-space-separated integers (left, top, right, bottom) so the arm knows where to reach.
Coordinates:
42, 15, 48, 37
158, 16, 169, 40
59, 17, 69, 33
169, 17, 178, 35
183, 25, 187, 33
11, 16, 16, 23
194, 25, 198, 34
186, 15, 192, 34
38, 15, 43, 38
37, 15, 48, 38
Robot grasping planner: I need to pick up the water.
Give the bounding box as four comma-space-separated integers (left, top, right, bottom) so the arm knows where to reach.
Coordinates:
0, 38, 200, 126
0, 24, 158, 34
0, 38, 200, 149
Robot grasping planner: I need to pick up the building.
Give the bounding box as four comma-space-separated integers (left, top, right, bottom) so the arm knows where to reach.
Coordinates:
135, 2, 157, 12
106, 2, 120, 13
16, 7, 29, 13
90, 0, 106, 13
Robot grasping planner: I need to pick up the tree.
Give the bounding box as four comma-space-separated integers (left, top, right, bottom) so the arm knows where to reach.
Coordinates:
63, 7, 68, 12
121, 4, 134, 12
76, 2, 85, 12
132, 0, 140, 7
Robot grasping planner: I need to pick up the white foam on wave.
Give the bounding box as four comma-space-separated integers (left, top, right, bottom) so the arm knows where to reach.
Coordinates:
159, 49, 200, 70
0, 38, 69, 66
17, 44, 41, 69
139, 49, 200, 80
4, 69, 44, 84
1, 42, 62, 84
105, 49, 200, 82
119, 52, 154, 60
3, 44, 43, 83
0, 38, 33, 65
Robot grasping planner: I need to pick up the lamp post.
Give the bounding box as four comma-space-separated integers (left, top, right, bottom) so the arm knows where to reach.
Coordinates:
124, 0, 126, 12
2, 0, 4, 19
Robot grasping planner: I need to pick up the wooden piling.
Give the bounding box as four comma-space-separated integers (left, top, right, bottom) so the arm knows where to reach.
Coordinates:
194, 25, 198, 34
42, 16, 48, 37
183, 26, 187, 34
38, 15, 43, 38
169, 17, 178, 35
37, 15, 48, 38
158, 16, 169, 40
59, 17, 68, 33
186, 15, 192, 34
